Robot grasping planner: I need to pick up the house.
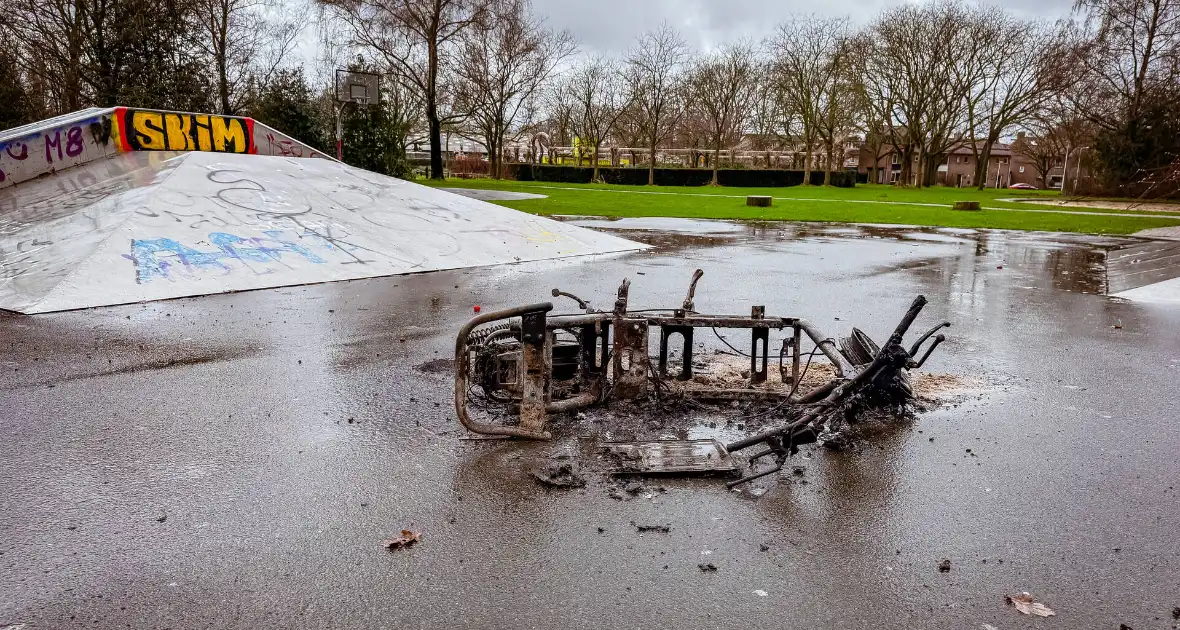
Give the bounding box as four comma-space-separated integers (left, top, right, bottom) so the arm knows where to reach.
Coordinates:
939, 142, 1017, 188
856, 136, 1068, 189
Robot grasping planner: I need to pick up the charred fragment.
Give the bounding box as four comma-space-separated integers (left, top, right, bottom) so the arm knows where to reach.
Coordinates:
454, 269, 950, 485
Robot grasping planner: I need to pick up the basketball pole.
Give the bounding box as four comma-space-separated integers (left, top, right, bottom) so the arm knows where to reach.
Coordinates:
335, 104, 343, 161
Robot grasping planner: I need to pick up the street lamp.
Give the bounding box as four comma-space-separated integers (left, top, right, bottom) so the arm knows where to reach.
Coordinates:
1062, 145, 1089, 196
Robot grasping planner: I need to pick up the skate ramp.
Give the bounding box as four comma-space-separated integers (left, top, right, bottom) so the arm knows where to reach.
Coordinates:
1107, 240, 1180, 303
0, 150, 645, 314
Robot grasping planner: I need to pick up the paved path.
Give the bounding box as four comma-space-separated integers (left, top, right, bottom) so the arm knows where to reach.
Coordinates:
440, 187, 548, 201
4, 221, 1179, 628
1132, 226, 1180, 240
1006, 197, 1180, 213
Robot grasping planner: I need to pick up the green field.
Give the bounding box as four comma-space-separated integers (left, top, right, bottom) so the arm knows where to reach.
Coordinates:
426, 179, 1180, 235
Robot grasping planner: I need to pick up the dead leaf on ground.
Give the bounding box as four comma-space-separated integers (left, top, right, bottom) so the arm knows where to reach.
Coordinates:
1006, 592, 1056, 617
384, 530, 421, 551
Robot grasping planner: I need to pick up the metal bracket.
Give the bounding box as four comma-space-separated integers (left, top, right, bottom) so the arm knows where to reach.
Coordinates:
658, 325, 695, 380
750, 305, 768, 385
612, 319, 650, 398
518, 310, 551, 436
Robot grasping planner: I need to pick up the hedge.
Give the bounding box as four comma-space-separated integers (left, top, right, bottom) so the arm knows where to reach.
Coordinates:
507, 164, 857, 187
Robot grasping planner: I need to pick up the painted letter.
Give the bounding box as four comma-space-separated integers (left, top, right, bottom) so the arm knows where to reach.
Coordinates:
45, 130, 63, 163
164, 113, 192, 151
211, 117, 248, 153
131, 112, 167, 150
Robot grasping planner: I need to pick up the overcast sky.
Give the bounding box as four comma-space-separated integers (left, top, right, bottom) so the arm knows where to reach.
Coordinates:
297, 0, 1081, 72
529, 0, 1078, 56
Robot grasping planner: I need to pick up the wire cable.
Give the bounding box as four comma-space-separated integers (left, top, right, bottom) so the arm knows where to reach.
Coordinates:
711, 326, 752, 357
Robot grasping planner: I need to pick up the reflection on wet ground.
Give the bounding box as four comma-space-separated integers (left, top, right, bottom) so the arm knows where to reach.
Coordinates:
568, 217, 1134, 296
2, 218, 1178, 629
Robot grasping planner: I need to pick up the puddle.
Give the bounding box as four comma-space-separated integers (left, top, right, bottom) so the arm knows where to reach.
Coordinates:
563, 216, 748, 234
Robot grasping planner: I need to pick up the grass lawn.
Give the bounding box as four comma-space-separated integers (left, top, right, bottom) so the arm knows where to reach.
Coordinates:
425, 178, 1180, 235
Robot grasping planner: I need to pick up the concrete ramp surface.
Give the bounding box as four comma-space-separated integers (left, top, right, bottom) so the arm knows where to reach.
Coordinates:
0, 151, 645, 314
1107, 240, 1180, 303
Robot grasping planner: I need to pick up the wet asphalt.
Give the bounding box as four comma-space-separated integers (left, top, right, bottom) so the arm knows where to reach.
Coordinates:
2, 219, 1179, 629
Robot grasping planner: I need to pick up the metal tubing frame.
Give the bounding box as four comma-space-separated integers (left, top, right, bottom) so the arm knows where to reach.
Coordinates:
725, 295, 929, 455
454, 302, 554, 439
455, 302, 900, 439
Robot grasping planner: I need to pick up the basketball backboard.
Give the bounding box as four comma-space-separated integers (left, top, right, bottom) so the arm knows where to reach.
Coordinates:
335, 69, 381, 106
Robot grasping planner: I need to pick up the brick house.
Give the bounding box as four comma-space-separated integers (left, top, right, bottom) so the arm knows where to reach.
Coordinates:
857, 137, 1067, 189
939, 139, 1066, 189
938, 142, 1014, 188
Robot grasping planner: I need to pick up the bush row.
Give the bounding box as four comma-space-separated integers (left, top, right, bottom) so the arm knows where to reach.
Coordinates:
507, 164, 857, 188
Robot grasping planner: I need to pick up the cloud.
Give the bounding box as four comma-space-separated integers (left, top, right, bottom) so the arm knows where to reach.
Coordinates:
532, 0, 1076, 56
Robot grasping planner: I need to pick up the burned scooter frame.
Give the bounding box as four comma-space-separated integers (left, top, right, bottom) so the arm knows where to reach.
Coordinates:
453, 270, 948, 484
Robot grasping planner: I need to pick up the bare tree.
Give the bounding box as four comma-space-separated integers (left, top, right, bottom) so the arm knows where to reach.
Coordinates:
686, 41, 757, 184
814, 35, 859, 185
455, 0, 575, 178
566, 57, 630, 181
847, 32, 888, 184
1039, 98, 1097, 192
613, 100, 647, 167
1062, 0, 1179, 193
195, 0, 306, 115
847, 33, 896, 185
4, 0, 87, 113
318, 0, 493, 179
959, 10, 1065, 189
860, 2, 976, 187
541, 76, 577, 151
770, 16, 852, 185
625, 23, 689, 185
386, 72, 427, 150
1068, 0, 1180, 131
746, 64, 790, 169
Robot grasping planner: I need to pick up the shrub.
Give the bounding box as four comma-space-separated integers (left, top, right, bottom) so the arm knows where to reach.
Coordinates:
511, 165, 856, 187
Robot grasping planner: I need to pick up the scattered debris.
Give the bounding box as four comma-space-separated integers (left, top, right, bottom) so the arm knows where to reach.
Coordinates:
698, 563, 718, 572
384, 530, 421, 551
938, 558, 951, 573
1172, 606, 1180, 620
532, 461, 586, 488
1005, 592, 1056, 617
416, 358, 455, 374
634, 523, 671, 533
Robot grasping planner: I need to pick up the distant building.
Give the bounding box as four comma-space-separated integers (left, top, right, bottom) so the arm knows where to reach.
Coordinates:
857, 136, 1069, 189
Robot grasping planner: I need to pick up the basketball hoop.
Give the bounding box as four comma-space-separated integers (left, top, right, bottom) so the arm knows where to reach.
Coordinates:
334, 69, 381, 161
